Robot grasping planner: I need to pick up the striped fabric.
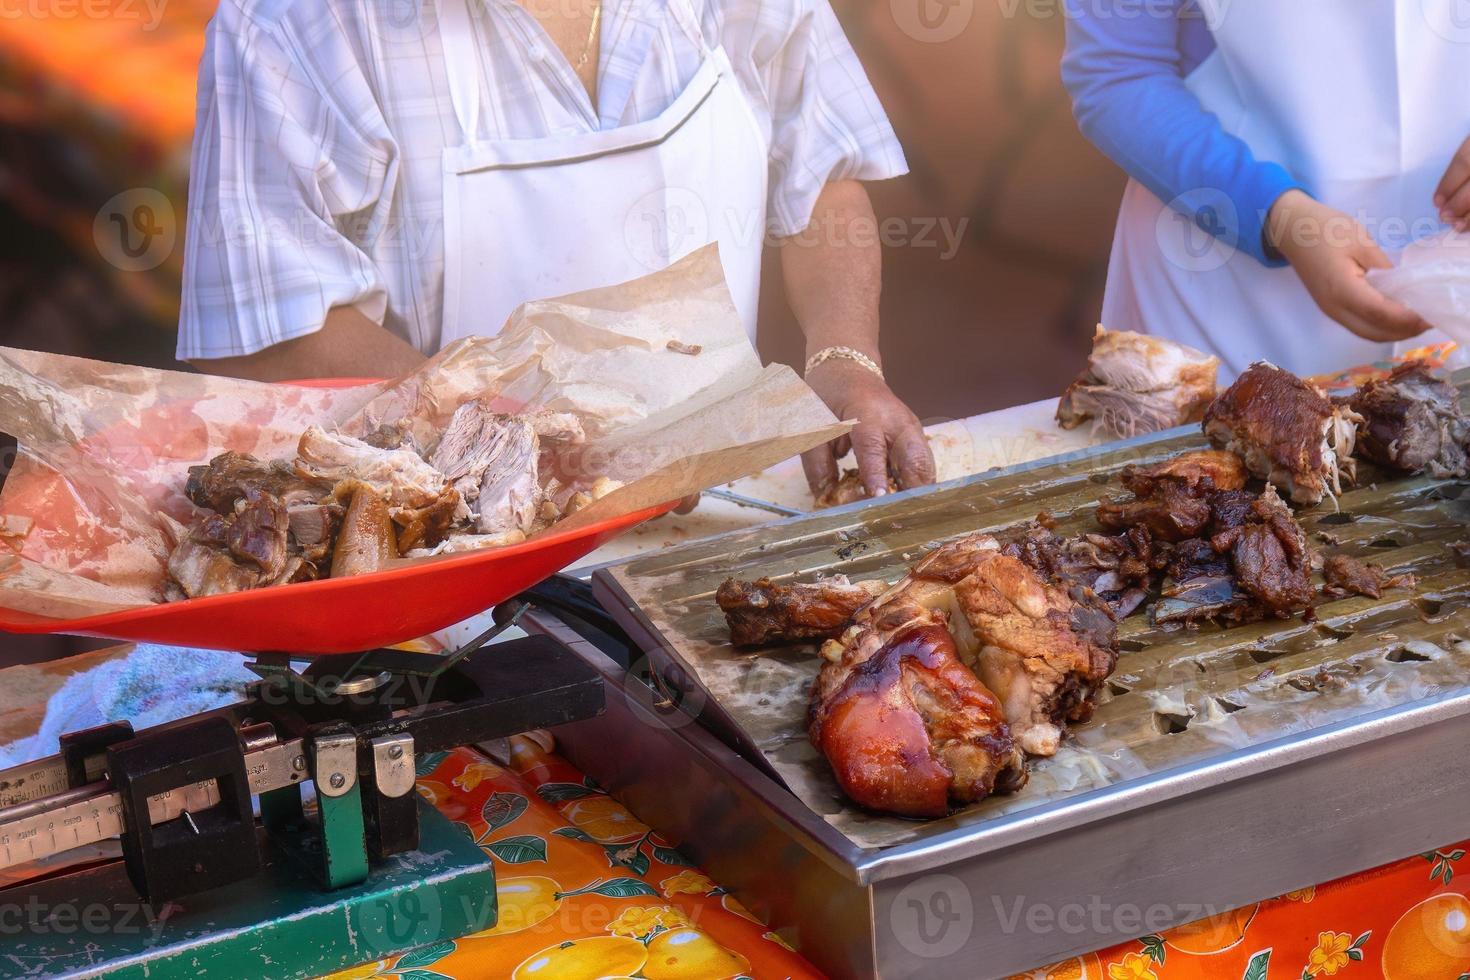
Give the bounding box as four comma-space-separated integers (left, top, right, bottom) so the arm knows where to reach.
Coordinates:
178, 0, 906, 359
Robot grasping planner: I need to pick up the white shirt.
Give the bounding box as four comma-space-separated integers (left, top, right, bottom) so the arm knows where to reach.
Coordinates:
177, 0, 908, 360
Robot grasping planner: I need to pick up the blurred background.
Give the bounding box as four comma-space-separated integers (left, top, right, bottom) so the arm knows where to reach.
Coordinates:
0, 0, 1126, 661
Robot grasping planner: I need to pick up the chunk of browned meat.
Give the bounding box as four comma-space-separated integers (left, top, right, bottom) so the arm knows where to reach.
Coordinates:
1098, 480, 1213, 542
1098, 450, 1248, 543
1321, 554, 1416, 600
1120, 450, 1248, 495
810, 600, 1025, 818
1347, 362, 1469, 478
1004, 521, 1155, 620
1056, 326, 1220, 438
1210, 485, 1314, 618
813, 469, 898, 509
716, 576, 887, 647
1203, 362, 1359, 505
219, 489, 291, 580
951, 553, 1118, 757
186, 451, 332, 513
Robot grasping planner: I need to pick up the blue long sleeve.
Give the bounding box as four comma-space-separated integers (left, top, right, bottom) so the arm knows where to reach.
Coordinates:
1061, 0, 1303, 266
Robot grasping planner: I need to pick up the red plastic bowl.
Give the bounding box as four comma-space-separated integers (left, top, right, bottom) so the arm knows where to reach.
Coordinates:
0, 378, 673, 654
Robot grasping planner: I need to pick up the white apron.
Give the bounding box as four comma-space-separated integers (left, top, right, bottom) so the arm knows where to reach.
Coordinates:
437, 0, 769, 347
1101, 0, 1470, 379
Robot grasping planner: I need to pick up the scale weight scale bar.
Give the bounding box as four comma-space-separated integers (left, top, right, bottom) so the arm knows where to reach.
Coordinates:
0, 627, 605, 979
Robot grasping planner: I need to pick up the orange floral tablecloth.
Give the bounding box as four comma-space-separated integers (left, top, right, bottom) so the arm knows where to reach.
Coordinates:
1019, 844, 1470, 980
321, 735, 823, 980
322, 735, 1469, 980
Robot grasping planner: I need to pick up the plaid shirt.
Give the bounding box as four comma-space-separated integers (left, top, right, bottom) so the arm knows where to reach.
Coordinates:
178, 0, 907, 359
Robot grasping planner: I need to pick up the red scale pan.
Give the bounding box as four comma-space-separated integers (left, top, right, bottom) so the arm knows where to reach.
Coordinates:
0, 379, 673, 654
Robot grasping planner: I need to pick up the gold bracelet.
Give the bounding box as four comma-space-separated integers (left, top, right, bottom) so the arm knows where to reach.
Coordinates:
804, 346, 884, 380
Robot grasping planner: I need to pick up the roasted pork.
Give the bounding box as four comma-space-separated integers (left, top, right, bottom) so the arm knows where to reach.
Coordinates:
1347, 362, 1469, 478
716, 576, 887, 648
1202, 362, 1359, 505
1057, 326, 1219, 438
810, 596, 1026, 818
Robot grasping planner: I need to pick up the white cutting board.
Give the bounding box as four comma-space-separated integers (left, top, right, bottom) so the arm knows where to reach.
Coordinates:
575, 397, 1103, 567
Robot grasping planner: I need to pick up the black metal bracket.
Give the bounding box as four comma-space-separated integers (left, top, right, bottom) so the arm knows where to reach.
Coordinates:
58, 721, 133, 789
107, 715, 260, 903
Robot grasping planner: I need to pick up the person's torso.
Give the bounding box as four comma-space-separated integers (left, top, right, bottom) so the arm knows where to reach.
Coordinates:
1187, 0, 1470, 246
274, 0, 778, 351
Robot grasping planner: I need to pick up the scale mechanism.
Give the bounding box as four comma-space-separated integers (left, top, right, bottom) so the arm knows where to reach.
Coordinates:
0, 627, 606, 979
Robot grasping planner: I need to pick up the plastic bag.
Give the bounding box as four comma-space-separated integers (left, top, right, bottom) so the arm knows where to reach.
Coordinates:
1368, 229, 1470, 344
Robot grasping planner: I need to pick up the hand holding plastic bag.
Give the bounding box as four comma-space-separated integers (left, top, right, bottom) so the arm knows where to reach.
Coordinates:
1367, 230, 1470, 344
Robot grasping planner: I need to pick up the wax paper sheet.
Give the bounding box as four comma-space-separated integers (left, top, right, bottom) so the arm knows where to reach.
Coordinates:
0, 245, 846, 619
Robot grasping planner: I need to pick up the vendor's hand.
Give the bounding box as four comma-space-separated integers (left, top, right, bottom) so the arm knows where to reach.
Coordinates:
1435, 135, 1470, 229
801, 360, 935, 499
1267, 190, 1431, 343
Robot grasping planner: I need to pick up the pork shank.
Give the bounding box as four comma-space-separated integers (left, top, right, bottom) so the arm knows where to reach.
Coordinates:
1203, 362, 1359, 505
810, 595, 1025, 818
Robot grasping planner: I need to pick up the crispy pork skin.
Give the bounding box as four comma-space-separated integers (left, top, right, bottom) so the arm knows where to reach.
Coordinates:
1210, 485, 1314, 618
1321, 554, 1416, 600
1203, 362, 1358, 505
330, 485, 399, 578
951, 553, 1118, 757
1057, 326, 1219, 438
1347, 362, 1469, 478
810, 602, 1025, 818
717, 576, 887, 647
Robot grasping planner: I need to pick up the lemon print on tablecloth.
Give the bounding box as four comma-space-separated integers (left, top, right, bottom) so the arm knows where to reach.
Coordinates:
1160, 902, 1259, 954
1382, 892, 1470, 979
642, 928, 752, 980
480, 876, 563, 937
512, 936, 649, 980
660, 869, 716, 897
1003, 952, 1105, 979
562, 795, 651, 844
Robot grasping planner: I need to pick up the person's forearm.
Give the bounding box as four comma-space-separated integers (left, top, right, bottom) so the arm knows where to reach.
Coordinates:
188, 307, 426, 382
1061, 1, 1301, 265
778, 179, 883, 365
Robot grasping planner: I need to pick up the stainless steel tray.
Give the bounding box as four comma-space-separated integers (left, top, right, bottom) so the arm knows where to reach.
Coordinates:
555, 380, 1470, 978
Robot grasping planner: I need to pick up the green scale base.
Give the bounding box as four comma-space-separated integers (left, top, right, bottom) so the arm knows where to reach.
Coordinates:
0, 798, 494, 979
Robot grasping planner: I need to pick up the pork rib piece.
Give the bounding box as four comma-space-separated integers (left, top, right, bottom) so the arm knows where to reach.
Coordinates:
1203, 362, 1359, 505
1057, 326, 1220, 439
1347, 362, 1469, 478
810, 596, 1026, 818
716, 576, 887, 648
